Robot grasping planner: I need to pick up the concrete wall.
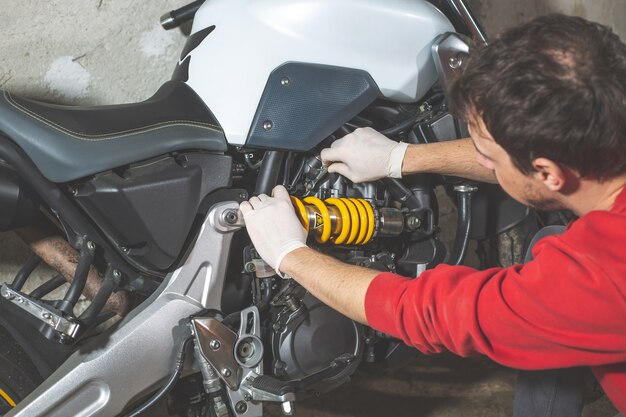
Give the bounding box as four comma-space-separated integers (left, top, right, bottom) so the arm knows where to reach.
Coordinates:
470, 0, 626, 39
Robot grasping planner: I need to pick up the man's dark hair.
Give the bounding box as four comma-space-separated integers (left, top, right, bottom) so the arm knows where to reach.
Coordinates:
449, 14, 626, 179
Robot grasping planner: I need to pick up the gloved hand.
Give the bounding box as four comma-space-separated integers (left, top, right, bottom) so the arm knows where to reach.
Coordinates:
240, 185, 308, 276
320, 127, 409, 183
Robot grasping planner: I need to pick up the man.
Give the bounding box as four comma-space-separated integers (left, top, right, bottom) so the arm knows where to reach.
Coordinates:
240, 14, 626, 414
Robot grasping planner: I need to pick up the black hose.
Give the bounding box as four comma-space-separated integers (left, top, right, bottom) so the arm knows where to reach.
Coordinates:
255, 151, 285, 195
381, 178, 422, 211
121, 335, 194, 417
447, 185, 476, 265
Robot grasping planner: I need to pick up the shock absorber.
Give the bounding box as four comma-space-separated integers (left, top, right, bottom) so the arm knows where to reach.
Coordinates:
289, 196, 405, 245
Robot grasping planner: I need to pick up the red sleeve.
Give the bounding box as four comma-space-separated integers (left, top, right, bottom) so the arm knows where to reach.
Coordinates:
364, 232, 626, 370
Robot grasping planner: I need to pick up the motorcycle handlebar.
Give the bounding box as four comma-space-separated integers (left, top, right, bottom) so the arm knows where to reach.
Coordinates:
160, 0, 205, 30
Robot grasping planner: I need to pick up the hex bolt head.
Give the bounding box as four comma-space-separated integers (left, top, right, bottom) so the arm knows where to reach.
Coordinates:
263, 120, 273, 131
224, 210, 238, 225
221, 368, 232, 378
235, 401, 248, 414
449, 56, 463, 69
209, 339, 221, 350
406, 216, 422, 230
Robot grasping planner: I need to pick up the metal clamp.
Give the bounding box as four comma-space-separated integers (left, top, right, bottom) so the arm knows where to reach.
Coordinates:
1, 284, 81, 339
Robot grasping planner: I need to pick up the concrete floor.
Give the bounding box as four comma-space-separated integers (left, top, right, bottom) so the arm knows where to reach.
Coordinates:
0, 0, 624, 415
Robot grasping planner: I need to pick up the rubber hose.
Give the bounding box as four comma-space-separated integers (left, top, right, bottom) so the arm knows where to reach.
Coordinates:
121, 336, 194, 417
448, 189, 473, 265
255, 151, 285, 195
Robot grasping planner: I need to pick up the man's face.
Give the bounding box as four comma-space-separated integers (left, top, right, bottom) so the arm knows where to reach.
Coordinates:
467, 115, 563, 211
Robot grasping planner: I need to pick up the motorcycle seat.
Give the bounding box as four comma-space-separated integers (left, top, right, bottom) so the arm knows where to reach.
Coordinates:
0, 81, 227, 183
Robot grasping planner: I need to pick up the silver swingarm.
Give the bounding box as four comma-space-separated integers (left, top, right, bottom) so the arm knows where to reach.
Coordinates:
6, 202, 241, 417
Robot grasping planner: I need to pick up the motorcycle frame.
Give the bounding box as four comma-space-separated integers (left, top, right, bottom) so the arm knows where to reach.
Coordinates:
5, 201, 241, 417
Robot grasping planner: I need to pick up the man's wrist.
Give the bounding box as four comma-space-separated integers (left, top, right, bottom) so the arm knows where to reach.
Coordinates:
278, 246, 312, 277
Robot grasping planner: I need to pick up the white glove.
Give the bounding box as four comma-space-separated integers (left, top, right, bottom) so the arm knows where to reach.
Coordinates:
240, 185, 307, 276
320, 127, 409, 183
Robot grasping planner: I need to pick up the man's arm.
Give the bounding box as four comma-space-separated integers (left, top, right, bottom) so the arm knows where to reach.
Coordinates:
402, 138, 497, 183
320, 128, 497, 184
279, 247, 378, 325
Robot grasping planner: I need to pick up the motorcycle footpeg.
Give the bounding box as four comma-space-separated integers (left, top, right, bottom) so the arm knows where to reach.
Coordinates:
250, 375, 296, 397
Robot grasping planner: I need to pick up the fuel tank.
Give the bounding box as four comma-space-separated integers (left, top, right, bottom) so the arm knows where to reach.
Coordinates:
182, 0, 454, 147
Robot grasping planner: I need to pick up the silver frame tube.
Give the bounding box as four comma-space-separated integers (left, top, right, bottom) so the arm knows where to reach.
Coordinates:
6, 202, 240, 417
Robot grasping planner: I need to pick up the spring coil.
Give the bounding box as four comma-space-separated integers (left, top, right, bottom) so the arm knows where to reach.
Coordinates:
290, 196, 376, 245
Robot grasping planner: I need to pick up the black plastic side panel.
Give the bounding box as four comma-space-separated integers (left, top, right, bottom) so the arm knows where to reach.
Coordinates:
246, 63, 380, 151
73, 153, 232, 271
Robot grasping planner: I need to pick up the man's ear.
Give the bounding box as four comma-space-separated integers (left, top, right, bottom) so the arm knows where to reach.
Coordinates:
531, 158, 566, 191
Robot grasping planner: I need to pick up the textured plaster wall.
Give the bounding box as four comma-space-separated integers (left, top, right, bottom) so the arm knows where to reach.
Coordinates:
469, 0, 626, 39
0, 0, 188, 105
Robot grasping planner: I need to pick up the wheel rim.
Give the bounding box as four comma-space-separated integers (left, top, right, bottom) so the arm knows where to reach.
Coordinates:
0, 385, 17, 415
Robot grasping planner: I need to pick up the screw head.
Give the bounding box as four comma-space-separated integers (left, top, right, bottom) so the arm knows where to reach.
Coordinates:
112, 269, 122, 279
87, 241, 96, 251
209, 339, 221, 350
406, 216, 422, 230
239, 192, 248, 200
449, 56, 463, 69
263, 120, 273, 131
42, 312, 52, 320
16, 297, 24, 303
224, 210, 238, 225
280, 77, 290, 86
235, 401, 248, 414
3, 292, 14, 300
221, 368, 232, 378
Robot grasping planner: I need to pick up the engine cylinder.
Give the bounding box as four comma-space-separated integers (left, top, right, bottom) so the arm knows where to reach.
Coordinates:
0, 165, 39, 231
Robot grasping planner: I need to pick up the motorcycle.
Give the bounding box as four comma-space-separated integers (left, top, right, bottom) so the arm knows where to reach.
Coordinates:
0, 1, 530, 416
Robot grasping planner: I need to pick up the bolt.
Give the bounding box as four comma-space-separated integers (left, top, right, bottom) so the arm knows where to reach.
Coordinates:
224, 210, 238, 225
112, 269, 122, 279
239, 192, 248, 200
280, 77, 290, 86
86, 241, 96, 251
449, 56, 463, 69
263, 120, 273, 131
235, 401, 248, 414
3, 292, 14, 300
42, 312, 52, 320
281, 401, 294, 416
70, 186, 78, 196
209, 339, 221, 350
16, 297, 23, 303
406, 216, 422, 230
221, 368, 232, 378
244, 262, 256, 273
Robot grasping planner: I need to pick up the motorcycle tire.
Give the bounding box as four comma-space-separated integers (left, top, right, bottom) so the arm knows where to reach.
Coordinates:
0, 323, 42, 416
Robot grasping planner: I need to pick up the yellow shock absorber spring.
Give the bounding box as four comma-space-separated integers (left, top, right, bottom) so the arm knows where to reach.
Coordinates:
290, 196, 376, 245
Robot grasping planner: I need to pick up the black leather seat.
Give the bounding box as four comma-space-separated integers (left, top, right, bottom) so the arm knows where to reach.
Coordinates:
0, 81, 227, 183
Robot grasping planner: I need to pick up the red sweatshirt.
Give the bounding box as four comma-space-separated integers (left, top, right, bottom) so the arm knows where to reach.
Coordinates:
365, 187, 626, 412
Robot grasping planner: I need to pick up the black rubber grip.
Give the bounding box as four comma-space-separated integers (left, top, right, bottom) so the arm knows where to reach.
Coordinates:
251, 376, 295, 396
